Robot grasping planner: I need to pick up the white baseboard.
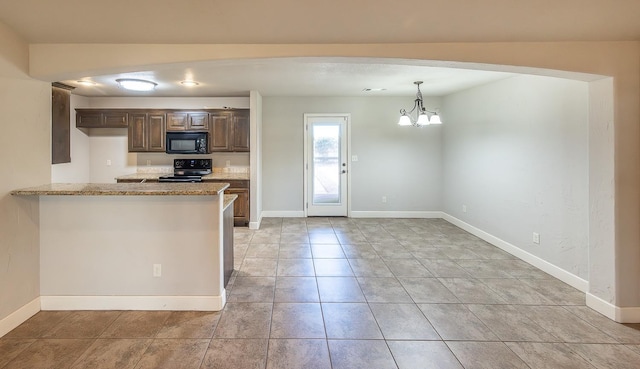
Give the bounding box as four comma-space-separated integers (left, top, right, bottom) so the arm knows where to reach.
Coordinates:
351, 211, 444, 218
261, 211, 305, 218
40, 295, 226, 311
249, 212, 263, 230
442, 213, 589, 292
586, 293, 640, 323
0, 298, 40, 338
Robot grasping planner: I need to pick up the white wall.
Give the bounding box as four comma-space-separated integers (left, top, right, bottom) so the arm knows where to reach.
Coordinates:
0, 21, 50, 333
51, 94, 91, 182
262, 96, 442, 214
88, 128, 137, 183
442, 75, 589, 279
250, 91, 263, 228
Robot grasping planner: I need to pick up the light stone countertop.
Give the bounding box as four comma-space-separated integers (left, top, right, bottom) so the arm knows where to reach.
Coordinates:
11, 182, 229, 196
223, 194, 238, 210
115, 172, 250, 181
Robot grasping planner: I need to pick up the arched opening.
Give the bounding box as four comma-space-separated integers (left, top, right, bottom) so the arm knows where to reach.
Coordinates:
51, 55, 619, 320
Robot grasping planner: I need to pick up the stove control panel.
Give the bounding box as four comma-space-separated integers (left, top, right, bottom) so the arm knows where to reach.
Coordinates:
174, 159, 212, 170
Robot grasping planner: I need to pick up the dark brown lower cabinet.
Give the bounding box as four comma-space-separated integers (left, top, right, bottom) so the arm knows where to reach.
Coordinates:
211, 180, 249, 226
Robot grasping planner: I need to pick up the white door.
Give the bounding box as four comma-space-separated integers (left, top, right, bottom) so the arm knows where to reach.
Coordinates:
304, 114, 349, 217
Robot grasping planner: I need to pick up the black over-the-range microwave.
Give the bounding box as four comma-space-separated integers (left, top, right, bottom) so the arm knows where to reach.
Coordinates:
165, 132, 208, 154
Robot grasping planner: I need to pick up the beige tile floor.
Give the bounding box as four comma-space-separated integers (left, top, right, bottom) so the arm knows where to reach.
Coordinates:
2, 217, 640, 368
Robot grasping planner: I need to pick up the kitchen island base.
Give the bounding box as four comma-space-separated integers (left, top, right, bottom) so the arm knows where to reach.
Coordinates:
34, 192, 226, 311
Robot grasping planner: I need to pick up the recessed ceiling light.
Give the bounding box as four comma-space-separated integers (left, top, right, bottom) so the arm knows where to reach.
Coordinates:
363, 88, 387, 92
181, 80, 199, 87
77, 80, 96, 86
116, 78, 157, 91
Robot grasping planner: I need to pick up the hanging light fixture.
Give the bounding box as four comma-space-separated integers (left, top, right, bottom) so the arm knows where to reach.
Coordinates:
116, 78, 157, 92
398, 81, 442, 127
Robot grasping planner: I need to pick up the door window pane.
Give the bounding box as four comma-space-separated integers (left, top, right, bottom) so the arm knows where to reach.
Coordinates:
312, 125, 340, 204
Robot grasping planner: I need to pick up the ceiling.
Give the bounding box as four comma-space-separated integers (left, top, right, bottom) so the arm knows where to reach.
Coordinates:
60, 59, 515, 97
1, 1, 638, 44
2, 1, 636, 97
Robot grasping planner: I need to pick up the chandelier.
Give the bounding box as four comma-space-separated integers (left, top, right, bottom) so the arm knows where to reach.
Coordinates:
398, 81, 442, 127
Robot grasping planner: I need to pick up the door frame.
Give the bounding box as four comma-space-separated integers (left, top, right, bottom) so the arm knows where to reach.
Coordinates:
303, 113, 351, 218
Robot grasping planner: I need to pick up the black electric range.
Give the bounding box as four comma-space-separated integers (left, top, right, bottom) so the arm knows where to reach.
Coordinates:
158, 159, 212, 183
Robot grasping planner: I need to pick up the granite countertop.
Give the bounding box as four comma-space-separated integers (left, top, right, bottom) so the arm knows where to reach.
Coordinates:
223, 194, 238, 209
116, 172, 250, 181
11, 182, 230, 196
202, 173, 250, 181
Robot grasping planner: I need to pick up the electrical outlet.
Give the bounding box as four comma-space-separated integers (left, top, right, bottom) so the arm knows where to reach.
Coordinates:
146, 159, 151, 166
382, 196, 387, 203
462, 205, 467, 213
533, 232, 540, 244
226, 160, 231, 167
106, 159, 111, 166
352, 155, 358, 162
153, 264, 162, 277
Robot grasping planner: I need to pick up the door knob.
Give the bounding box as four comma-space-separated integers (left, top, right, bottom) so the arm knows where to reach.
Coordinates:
341, 170, 346, 174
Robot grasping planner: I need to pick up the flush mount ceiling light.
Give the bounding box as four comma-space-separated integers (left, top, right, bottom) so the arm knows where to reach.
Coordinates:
116, 78, 157, 92
398, 81, 442, 127
180, 80, 199, 87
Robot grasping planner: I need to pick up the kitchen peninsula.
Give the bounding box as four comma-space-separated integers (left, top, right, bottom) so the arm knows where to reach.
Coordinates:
11, 182, 234, 312
116, 170, 250, 226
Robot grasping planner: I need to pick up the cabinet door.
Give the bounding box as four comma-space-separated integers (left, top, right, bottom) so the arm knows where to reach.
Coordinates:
128, 113, 147, 151
209, 112, 231, 151
166, 112, 188, 131
187, 113, 209, 131
231, 110, 250, 151
76, 110, 102, 127
226, 188, 249, 223
148, 113, 166, 151
103, 111, 129, 127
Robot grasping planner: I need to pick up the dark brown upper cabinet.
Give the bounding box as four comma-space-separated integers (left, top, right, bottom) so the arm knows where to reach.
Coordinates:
209, 111, 232, 151
52, 84, 72, 164
166, 111, 209, 131
76, 109, 129, 128
128, 112, 166, 152
210, 109, 250, 152
75, 108, 249, 153
231, 109, 250, 152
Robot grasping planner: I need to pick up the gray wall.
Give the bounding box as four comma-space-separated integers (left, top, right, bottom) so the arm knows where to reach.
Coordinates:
262, 96, 443, 214
0, 21, 50, 326
442, 75, 589, 279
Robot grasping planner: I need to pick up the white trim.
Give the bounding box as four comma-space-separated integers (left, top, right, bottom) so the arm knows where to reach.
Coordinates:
442, 213, 589, 292
0, 298, 40, 338
262, 211, 305, 218
586, 293, 640, 323
617, 307, 640, 323
351, 211, 444, 219
303, 113, 351, 217
40, 295, 226, 311
249, 212, 263, 230
587, 293, 617, 321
